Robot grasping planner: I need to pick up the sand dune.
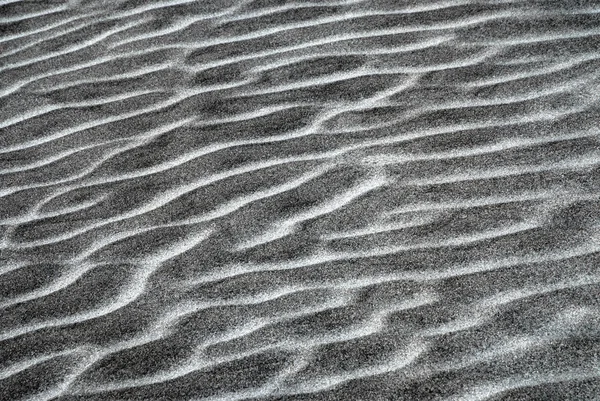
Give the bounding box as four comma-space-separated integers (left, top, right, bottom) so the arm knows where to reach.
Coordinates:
1, 0, 600, 400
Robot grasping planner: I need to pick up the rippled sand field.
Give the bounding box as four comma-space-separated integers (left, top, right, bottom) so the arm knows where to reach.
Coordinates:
2, 0, 600, 400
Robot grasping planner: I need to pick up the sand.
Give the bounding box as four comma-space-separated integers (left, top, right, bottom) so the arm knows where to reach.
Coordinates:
1, 0, 600, 400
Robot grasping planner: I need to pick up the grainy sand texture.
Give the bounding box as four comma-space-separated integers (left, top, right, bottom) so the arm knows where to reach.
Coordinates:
1, 0, 600, 400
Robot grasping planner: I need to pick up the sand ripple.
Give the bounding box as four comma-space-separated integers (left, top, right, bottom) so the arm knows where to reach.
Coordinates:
2, 0, 600, 399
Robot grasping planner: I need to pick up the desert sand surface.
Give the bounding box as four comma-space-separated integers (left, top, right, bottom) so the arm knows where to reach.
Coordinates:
1, 0, 600, 400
